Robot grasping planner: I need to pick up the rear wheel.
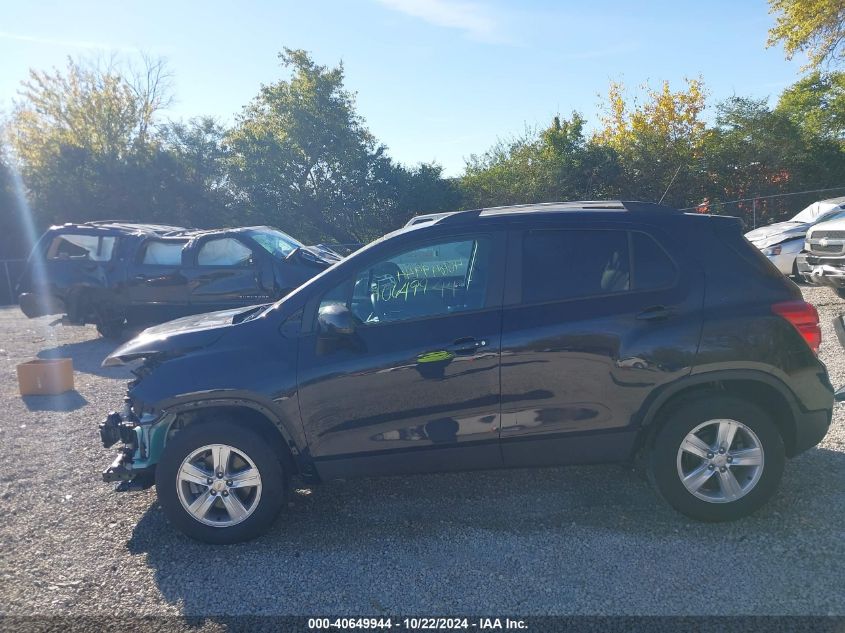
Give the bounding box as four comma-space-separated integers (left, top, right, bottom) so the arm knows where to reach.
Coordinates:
95, 318, 126, 339
155, 420, 286, 543
649, 395, 784, 522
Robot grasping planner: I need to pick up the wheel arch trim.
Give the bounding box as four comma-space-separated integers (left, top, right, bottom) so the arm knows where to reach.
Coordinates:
160, 396, 304, 457
634, 369, 803, 454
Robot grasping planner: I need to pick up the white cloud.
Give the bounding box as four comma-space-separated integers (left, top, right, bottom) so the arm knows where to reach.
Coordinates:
375, 0, 507, 43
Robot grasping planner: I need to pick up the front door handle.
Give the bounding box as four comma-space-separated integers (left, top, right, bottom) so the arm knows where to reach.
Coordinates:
636, 305, 674, 321
448, 337, 487, 355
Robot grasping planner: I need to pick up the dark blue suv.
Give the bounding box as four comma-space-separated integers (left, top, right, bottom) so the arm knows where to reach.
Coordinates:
99, 201, 833, 543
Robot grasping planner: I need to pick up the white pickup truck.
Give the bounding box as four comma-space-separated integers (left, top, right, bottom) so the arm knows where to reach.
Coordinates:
797, 214, 845, 298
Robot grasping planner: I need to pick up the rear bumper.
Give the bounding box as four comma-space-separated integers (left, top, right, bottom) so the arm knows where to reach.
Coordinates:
793, 408, 832, 455
796, 254, 845, 287
18, 292, 65, 318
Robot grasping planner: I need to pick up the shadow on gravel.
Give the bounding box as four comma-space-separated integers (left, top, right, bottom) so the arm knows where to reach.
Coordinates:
37, 339, 133, 379
124, 445, 845, 615
22, 390, 88, 411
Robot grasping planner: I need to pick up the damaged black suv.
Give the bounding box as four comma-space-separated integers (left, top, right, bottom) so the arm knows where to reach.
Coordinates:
99, 201, 833, 543
17, 222, 340, 337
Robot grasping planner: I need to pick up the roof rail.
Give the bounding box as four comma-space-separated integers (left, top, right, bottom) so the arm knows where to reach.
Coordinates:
77, 221, 189, 232
433, 209, 483, 226
434, 200, 679, 226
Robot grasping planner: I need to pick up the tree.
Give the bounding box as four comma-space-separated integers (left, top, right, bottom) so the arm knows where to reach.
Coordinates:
11, 55, 170, 168
595, 79, 708, 207
227, 49, 404, 243
460, 113, 620, 208
776, 71, 845, 142
7, 56, 173, 227
0, 148, 29, 260
157, 117, 237, 227
768, 0, 845, 69
388, 162, 462, 223
701, 96, 845, 225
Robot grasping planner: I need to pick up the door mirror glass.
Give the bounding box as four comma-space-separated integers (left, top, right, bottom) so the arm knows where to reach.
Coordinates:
318, 303, 356, 336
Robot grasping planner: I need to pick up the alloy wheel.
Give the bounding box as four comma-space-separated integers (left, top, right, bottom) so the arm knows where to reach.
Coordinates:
675, 418, 765, 504
176, 443, 263, 527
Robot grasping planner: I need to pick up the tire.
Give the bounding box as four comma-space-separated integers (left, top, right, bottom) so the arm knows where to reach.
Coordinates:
155, 419, 286, 543
96, 319, 126, 339
648, 395, 785, 522
833, 288, 845, 300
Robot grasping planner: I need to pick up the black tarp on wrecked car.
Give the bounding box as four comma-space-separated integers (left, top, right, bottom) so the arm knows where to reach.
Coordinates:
16, 221, 341, 337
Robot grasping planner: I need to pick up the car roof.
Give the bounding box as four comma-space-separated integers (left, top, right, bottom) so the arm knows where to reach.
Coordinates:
52, 221, 187, 236
48, 223, 295, 240
403, 200, 687, 233
169, 225, 288, 239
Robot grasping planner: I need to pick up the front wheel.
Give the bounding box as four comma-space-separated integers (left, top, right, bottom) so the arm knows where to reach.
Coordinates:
155, 420, 286, 543
649, 395, 785, 522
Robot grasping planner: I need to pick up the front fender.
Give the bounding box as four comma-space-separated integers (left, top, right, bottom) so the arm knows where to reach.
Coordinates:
126, 318, 305, 452
155, 394, 305, 456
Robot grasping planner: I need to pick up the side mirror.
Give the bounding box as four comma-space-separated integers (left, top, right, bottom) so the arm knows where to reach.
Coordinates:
318, 303, 355, 336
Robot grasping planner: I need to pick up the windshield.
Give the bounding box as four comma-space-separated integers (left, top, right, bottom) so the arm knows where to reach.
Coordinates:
248, 228, 302, 259
812, 208, 845, 225
791, 202, 845, 223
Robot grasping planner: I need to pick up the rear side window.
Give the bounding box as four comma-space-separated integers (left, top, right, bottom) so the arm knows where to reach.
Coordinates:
522, 230, 630, 303
46, 234, 115, 262
632, 232, 676, 289
719, 226, 782, 279
139, 240, 185, 266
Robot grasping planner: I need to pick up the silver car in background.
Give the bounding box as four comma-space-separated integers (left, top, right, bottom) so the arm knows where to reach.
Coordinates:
745, 196, 845, 276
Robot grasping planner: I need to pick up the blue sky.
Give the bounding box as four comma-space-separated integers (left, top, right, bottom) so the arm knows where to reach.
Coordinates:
0, 0, 804, 176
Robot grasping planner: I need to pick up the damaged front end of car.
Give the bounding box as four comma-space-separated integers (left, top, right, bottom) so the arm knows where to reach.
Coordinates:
98, 308, 243, 491
99, 359, 176, 492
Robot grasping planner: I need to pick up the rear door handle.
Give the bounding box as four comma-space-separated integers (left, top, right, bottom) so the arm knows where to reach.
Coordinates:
448, 337, 487, 355
636, 305, 674, 321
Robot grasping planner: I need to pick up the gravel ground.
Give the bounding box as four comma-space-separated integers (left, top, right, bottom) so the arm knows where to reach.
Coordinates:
1, 285, 845, 617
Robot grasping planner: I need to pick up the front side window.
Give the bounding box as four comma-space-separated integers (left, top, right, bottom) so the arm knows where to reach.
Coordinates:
140, 240, 186, 266
196, 238, 254, 267
248, 228, 302, 259
321, 237, 491, 325
47, 234, 116, 262
522, 230, 630, 303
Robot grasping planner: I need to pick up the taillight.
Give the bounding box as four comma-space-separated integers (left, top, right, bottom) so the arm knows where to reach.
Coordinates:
772, 300, 821, 353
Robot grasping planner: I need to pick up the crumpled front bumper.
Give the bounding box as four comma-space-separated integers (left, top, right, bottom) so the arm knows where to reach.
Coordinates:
99, 400, 167, 491
796, 254, 845, 287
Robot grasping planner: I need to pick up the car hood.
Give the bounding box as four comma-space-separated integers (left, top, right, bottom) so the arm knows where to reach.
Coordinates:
745, 221, 808, 248
807, 217, 845, 237
102, 306, 260, 367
